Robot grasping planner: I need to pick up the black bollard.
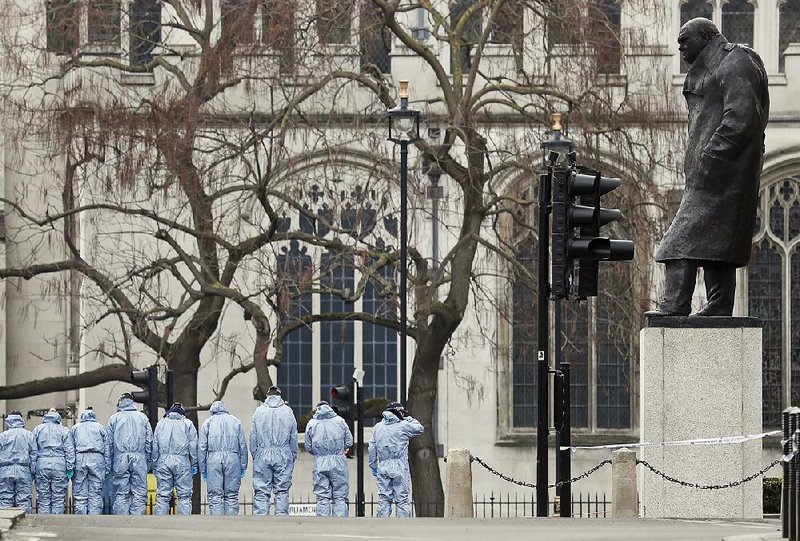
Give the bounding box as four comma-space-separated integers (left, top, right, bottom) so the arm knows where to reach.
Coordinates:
795, 427, 800, 541
784, 408, 792, 539
790, 410, 800, 541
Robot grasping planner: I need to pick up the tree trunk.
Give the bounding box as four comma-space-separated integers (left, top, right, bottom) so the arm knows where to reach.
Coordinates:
171, 355, 201, 514
407, 152, 485, 516
407, 323, 451, 517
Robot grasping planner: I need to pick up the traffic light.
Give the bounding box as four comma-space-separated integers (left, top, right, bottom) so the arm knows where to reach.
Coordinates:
132, 365, 158, 430
551, 166, 635, 299
331, 383, 355, 453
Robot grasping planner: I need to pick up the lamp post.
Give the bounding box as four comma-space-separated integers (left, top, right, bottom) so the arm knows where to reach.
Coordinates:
387, 80, 421, 405
539, 113, 574, 517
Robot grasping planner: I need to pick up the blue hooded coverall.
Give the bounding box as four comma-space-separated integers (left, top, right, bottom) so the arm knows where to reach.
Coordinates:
305, 403, 353, 517
0, 414, 36, 512
250, 394, 298, 516
152, 409, 198, 515
106, 397, 153, 515
199, 401, 248, 516
70, 409, 108, 515
368, 411, 424, 518
32, 411, 75, 514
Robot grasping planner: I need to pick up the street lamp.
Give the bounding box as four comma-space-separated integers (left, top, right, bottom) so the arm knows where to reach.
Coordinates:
387, 80, 421, 406
538, 112, 574, 517
541, 113, 574, 163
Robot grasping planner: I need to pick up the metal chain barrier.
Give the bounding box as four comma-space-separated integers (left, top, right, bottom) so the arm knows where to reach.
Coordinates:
636, 458, 781, 490
471, 455, 611, 489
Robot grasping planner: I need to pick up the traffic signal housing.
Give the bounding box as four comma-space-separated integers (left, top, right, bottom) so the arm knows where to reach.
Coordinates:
132, 365, 159, 430
551, 166, 635, 299
331, 383, 355, 453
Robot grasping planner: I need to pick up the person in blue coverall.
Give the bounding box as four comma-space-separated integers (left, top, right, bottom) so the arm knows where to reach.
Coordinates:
152, 403, 198, 515
0, 411, 36, 512
70, 408, 107, 515
32, 408, 75, 514
305, 400, 353, 517
199, 400, 248, 515
250, 386, 297, 516
106, 392, 153, 515
368, 402, 424, 518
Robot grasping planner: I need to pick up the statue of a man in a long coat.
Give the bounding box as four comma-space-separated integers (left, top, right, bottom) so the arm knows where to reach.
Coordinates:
648, 18, 769, 317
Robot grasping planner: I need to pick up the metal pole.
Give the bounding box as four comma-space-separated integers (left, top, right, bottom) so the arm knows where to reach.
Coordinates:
400, 141, 408, 405
790, 410, 799, 540
559, 343, 572, 518
789, 428, 800, 540
554, 298, 573, 517
784, 407, 792, 539
536, 171, 551, 517
554, 299, 562, 507
795, 427, 800, 541
356, 380, 365, 517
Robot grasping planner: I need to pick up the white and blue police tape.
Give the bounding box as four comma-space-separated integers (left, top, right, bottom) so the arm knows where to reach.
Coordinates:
561, 430, 781, 452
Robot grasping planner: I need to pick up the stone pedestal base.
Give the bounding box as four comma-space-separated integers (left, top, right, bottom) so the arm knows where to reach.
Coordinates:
639, 317, 762, 519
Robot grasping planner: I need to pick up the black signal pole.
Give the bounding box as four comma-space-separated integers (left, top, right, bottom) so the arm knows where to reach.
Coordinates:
355, 379, 365, 517
536, 168, 551, 517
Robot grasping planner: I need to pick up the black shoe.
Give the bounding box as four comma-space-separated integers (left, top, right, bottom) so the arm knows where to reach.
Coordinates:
690, 306, 732, 317
644, 309, 690, 317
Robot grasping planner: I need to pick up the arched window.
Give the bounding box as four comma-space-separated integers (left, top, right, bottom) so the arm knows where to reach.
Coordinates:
511, 234, 539, 427
722, 0, 754, 47
680, 0, 713, 73
779, 0, 800, 73
275, 177, 400, 425
595, 263, 633, 428
748, 177, 800, 427
319, 251, 356, 409
277, 240, 314, 418
361, 257, 398, 427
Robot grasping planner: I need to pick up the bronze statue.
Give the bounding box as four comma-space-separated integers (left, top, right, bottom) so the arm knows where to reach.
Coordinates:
647, 18, 769, 317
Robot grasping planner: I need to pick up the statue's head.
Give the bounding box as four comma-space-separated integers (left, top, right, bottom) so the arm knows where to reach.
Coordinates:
678, 18, 721, 65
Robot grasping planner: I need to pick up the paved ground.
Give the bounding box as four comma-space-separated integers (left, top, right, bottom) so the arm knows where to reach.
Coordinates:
2, 515, 783, 541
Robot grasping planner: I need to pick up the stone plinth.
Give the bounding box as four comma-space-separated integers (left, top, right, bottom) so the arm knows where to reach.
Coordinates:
612, 448, 638, 518
445, 448, 474, 518
639, 317, 762, 519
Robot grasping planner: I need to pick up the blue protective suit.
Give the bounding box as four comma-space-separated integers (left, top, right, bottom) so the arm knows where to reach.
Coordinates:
106, 397, 153, 515
368, 411, 424, 518
70, 409, 107, 515
152, 410, 198, 515
32, 411, 75, 514
199, 401, 247, 516
0, 414, 35, 512
250, 395, 298, 516
305, 404, 353, 517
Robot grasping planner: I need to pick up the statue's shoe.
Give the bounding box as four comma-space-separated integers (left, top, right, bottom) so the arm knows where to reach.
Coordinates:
644, 309, 690, 317
689, 307, 732, 317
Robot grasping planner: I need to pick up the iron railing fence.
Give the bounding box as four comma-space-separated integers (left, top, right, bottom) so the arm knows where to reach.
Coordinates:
49, 491, 610, 518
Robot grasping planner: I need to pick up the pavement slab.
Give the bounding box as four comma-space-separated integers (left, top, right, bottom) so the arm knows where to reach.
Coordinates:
1, 515, 783, 541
